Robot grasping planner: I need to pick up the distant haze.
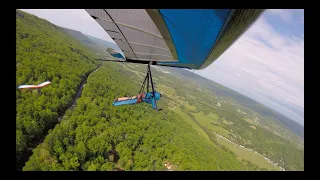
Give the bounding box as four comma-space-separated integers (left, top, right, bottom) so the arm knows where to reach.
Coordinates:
20, 9, 304, 125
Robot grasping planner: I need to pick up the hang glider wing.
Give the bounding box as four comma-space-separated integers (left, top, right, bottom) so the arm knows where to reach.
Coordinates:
18, 81, 51, 89
86, 9, 264, 70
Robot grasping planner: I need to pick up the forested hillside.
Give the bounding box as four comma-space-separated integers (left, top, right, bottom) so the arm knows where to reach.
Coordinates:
16, 10, 99, 169
85, 34, 122, 52
23, 63, 260, 171
60, 27, 114, 59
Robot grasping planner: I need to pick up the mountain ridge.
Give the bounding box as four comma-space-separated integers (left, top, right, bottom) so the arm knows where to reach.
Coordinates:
161, 67, 304, 138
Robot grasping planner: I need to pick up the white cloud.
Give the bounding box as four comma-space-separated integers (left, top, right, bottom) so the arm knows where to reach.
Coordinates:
196, 11, 304, 125
267, 9, 294, 23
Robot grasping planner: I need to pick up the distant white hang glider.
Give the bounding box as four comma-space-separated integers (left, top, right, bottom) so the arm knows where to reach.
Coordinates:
18, 81, 51, 89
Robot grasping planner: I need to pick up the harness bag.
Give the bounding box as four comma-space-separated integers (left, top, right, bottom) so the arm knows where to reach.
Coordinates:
136, 94, 145, 103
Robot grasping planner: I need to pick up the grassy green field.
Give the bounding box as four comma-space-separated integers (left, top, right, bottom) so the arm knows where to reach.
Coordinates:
216, 136, 281, 171
177, 99, 197, 111
193, 112, 219, 124
158, 84, 197, 111
185, 93, 198, 100
222, 118, 233, 125
174, 107, 212, 143
158, 84, 176, 96
193, 112, 231, 138
243, 117, 256, 124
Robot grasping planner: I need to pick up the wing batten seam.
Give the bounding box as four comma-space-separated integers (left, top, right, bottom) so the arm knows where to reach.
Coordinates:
102, 9, 139, 60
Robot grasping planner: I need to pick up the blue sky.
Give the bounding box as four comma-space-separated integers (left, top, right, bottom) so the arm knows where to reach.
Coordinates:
195, 9, 304, 125
20, 9, 304, 125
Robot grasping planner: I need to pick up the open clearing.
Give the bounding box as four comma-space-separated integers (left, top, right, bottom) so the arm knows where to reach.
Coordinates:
216, 136, 281, 171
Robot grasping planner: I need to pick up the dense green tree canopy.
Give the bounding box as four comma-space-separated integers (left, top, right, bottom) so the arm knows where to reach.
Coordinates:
24, 64, 260, 171
16, 10, 99, 168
